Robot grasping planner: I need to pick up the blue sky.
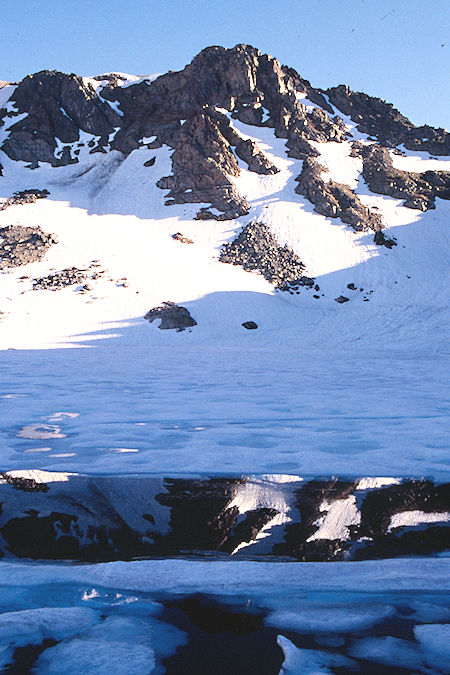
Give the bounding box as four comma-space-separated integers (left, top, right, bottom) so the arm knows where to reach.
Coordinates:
1, 0, 449, 128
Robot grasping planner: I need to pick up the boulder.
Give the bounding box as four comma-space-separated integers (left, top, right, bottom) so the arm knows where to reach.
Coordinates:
144, 301, 197, 331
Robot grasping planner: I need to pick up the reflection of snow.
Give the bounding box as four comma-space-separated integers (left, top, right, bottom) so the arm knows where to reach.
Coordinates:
356, 477, 401, 490
3, 470, 70, 483
307, 496, 360, 542
389, 510, 450, 531
227, 475, 301, 554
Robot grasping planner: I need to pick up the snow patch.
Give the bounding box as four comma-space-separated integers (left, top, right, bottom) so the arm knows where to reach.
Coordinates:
0, 606, 98, 645
278, 635, 357, 674
414, 624, 450, 673
265, 602, 395, 633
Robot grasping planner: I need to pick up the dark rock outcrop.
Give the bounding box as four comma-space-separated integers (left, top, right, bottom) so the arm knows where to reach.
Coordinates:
1, 70, 121, 166
242, 321, 258, 329
144, 301, 197, 330
361, 145, 450, 211
374, 230, 397, 248
156, 112, 249, 219
295, 157, 383, 232
100, 45, 345, 215
327, 83, 450, 155
234, 138, 279, 174
0, 225, 57, 269
220, 221, 309, 289
154, 107, 279, 218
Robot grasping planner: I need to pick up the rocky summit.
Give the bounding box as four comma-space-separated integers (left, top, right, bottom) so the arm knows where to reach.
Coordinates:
1, 44, 448, 222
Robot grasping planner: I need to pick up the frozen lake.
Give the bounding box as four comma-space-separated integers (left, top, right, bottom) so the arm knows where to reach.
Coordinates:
1, 344, 448, 479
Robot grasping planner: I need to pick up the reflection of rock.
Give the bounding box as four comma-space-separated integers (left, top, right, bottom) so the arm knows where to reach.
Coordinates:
144, 301, 197, 331
0, 225, 57, 270
220, 221, 308, 290
0, 475, 448, 562
359, 480, 449, 537
274, 480, 357, 561
153, 478, 243, 552
220, 507, 277, 553
0, 472, 49, 493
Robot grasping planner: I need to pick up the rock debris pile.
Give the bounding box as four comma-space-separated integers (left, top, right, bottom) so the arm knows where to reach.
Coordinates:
0, 225, 57, 269
0, 188, 49, 210
33, 264, 106, 290
220, 221, 312, 290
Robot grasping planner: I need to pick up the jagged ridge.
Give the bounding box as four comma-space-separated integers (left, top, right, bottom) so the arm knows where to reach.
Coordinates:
0, 43, 449, 228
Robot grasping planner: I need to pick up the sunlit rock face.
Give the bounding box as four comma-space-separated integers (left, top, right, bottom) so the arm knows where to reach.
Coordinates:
2, 44, 447, 220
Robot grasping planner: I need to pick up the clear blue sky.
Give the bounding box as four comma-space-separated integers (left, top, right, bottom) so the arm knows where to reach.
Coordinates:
1, 0, 449, 129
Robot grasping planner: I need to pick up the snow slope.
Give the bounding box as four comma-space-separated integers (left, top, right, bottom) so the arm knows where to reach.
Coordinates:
0, 116, 449, 479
